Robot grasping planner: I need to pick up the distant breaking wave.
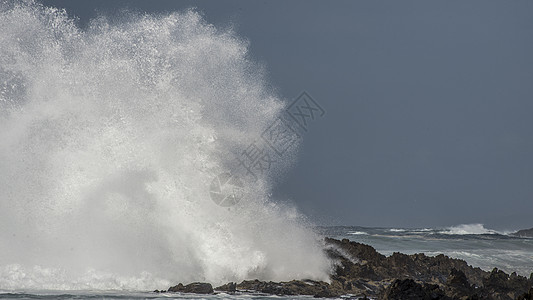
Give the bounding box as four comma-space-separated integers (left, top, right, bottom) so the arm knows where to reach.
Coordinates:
347, 231, 368, 235
324, 224, 511, 238
440, 224, 503, 236
0, 1, 330, 290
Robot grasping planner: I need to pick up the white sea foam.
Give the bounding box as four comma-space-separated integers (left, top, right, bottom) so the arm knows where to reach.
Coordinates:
347, 231, 368, 235
0, 1, 330, 290
441, 224, 500, 235
413, 228, 432, 232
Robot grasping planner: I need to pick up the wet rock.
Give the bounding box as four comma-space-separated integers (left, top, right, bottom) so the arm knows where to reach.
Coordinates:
235, 279, 342, 297
313, 288, 338, 298
325, 237, 486, 287
324, 238, 533, 298
477, 268, 531, 300
168, 282, 213, 294
215, 281, 236, 293
381, 279, 450, 300
444, 268, 474, 298
163, 238, 532, 299
513, 228, 533, 238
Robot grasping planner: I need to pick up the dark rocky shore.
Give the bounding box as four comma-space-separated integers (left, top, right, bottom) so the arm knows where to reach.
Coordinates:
513, 228, 533, 238
158, 237, 533, 299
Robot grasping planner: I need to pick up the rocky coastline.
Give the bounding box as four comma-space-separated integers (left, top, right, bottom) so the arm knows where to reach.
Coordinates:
513, 228, 533, 238
157, 237, 533, 299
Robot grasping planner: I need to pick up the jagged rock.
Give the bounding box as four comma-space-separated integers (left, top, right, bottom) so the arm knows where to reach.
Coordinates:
381, 279, 450, 300
325, 237, 486, 287
444, 268, 474, 298
168, 282, 213, 294
215, 282, 236, 293
513, 228, 533, 238
477, 268, 532, 300
235, 279, 343, 297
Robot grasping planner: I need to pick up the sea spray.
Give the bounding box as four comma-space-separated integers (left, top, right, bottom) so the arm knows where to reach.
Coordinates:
0, 1, 330, 290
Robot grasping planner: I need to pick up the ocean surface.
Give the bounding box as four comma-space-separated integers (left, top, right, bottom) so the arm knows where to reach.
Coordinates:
0, 291, 313, 300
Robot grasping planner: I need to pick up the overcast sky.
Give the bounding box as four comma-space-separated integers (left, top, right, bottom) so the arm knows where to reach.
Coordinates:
41, 0, 533, 230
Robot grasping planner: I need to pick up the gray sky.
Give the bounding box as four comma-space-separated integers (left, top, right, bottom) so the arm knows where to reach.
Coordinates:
41, 0, 533, 230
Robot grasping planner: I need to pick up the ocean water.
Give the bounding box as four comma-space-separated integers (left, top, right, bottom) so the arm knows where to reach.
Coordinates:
0, 291, 315, 300
321, 223, 533, 278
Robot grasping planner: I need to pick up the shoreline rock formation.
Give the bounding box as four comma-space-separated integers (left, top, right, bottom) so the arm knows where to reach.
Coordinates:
513, 228, 533, 238
160, 237, 533, 299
